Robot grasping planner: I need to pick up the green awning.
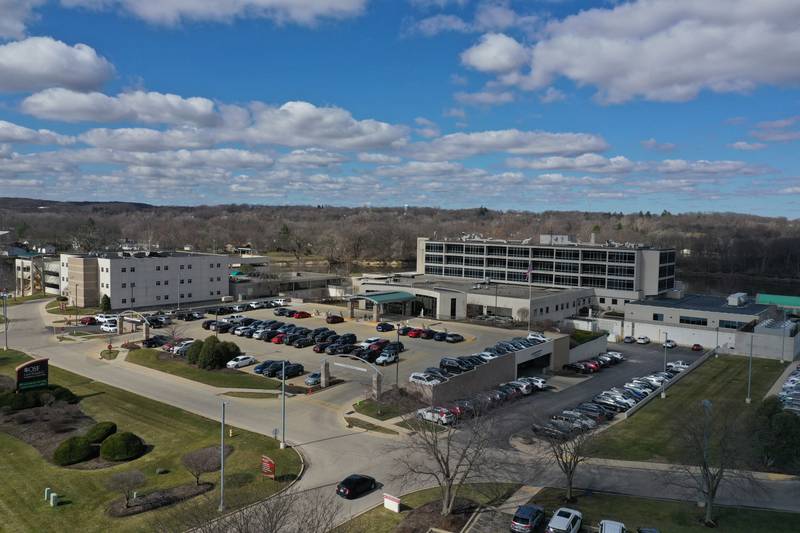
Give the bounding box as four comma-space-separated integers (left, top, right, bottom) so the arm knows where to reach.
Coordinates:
354, 291, 416, 304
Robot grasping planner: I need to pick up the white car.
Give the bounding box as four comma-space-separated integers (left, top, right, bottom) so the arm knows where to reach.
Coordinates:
100, 321, 118, 333
599, 519, 627, 533
662, 339, 677, 349
226, 355, 257, 369
94, 314, 118, 323
666, 360, 690, 371
222, 314, 245, 323
508, 380, 533, 395
409, 372, 441, 386
252, 329, 270, 340
375, 352, 398, 365
248, 301, 265, 309
360, 336, 382, 348
520, 376, 547, 390
636, 336, 651, 344
172, 339, 195, 353
415, 407, 455, 425
546, 507, 582, 533
604, 351, 625, 362
232, 304, 248, 312
272, 298, 286, 306
477, 351, 499, 361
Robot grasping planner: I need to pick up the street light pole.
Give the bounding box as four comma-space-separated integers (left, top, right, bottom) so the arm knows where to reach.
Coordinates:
395, 323, 401, 389
1, 290, 9, 351
218, 400, 226, 512
280, 360, 287, 449
746, 335, 753, 404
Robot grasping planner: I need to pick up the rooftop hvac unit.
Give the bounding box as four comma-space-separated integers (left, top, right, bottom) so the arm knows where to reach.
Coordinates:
727, 292, 748, 307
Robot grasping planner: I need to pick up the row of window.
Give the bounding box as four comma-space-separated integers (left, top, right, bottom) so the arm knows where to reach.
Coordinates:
660, 251, 676, 264
658, 278, 676, 291
659, 264, 675, 277
680, 315, 708, 326
599, 297, 631, 305
425, 257, 637, 278
426, 266, 635, 290
424, 243, 639, 264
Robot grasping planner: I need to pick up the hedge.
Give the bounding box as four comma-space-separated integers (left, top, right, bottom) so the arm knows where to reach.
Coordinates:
54, 436, 94, 466
100, 431, 145, 461
85, 421, 117, 444
0, 385, 79, 411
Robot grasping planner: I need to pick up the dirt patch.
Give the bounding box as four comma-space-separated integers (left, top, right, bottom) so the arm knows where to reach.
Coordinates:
0, 402, 95, 462
108, 482, 214, 517
395, 497, 477, 533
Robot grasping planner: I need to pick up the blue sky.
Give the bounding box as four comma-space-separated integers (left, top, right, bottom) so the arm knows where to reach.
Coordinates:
1, 0, 799, 215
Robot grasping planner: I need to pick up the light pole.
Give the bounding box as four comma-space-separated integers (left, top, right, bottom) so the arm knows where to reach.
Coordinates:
280, 360, 287, 449
746, 335, 753, 404
395, 323, 401, 389
702, 399, 712, 466
218, 400, 226, 512
527, 261, 533, 333
661, 331, 668, 399
1, 289, 9, 351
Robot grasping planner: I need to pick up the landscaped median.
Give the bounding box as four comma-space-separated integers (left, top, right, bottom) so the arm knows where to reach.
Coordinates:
126, 348, 283, 390
0, 349, 301, 532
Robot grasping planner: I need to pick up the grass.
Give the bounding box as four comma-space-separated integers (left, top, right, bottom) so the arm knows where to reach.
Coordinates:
531, 488, 800, 533
334, 483, 519, 533
569, 330, 605, 348
222, 391, 279, 399
126, 349, 281, 390
5, 293, 51, 306
45, 300, 100, 316
344, 417, 399, 435
353, 398, 407, 421
0, 349, 301, 533
69, 331, 93, 337
592, 355, 786, 462
100, 349, 119, 360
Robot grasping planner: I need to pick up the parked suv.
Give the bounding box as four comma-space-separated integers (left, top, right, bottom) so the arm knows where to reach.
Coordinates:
415, 407, 455, 425
276, 363, 304, 380
440, 357, 471, 374
510, 504, 545, 533
546, 507, 582, 533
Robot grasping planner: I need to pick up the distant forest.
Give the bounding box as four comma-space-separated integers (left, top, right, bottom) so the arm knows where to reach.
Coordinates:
2, 198, 800, 280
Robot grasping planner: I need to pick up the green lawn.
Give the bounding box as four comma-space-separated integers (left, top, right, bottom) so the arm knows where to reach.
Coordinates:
126, 349, 281, 390
222, 391, 279, 399
100, 349, 119, 360
45, 300, 100, 316
353, 398, 407, 421
592, 355, 786, 462
344, 417, 399, 435
335, 483, 519, 533
531, 488, 800, 533
0, 349, 301, 533
5, 293, 51, 306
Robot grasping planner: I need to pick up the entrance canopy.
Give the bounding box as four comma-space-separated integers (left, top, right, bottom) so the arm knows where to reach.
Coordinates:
351, 291, 416, 305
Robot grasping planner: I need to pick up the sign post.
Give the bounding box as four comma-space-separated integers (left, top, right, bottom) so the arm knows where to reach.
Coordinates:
261, 455, 276, 479
15, 358, 49, 392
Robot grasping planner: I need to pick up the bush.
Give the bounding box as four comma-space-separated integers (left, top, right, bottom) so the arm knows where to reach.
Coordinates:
0, 385, 77, 411
56, 295, 68, 302
121, 342, 140, 350
54, 436, 93, 466
86, 421, 117, 444
100, 431, 145, 461
186, 340, 204, 365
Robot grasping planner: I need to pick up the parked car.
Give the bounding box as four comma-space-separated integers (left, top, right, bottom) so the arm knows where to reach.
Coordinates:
636, 336, 651, 344
326, 315, 344, 324
304, 372, 321, 386
420, 329, 436, 339
271, 333, 287, 344
519, 376, 547, 390
407, 328, 424, 338
262, 361, 290, 377
291, 311, 311, 319
666, 360, 691, 372
293, 337, 315, 348
226, 355, 257, 369
215, 322, 232, 334
142, 335, 169, 348
605, 351, 625, 362
433, 331, 448, 342
692, 343, 704, 351
254, 360, 278, 374
511, 504, 546, 533
276, 363, 304, 379
416, 407, 455, 425
375, 351, 398, 365
274, 307, 291, 316
409, 372, 441, 386
599, 520, 628, 533
384, 341, 405, 353
398, 326, 413, 336
575, 402, 615, 420
79, 316, 97, 325
376, 322, 394, 332
100, 321, 118, 333
336, 474, 376, 499
662, 339, 677, 349
424, 368, 449, 381
623, 336, 636, 343
546, 507, 582, 533
440, 357, 470, 374
562, 362, 589, 374
445, 333, 465, 343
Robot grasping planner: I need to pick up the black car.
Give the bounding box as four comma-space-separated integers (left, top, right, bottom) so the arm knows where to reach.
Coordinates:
276, 363, 304, 380
201, 320, 216, 330
325, 344, 342, 355
376, 322, 394, 332
445, 333, 464, 343
293, 337, 314, 348
458, 355, 485, 367
420, 329, 436, 339
267, 321, 285, 330
325, 334, 341, 344
440, 357, 470, 374
433, 331, 448, 342
398, 326, 413, 336
274, 307, 291, 316
284, 334, 302, 345
575, 402, 615, 420
336, 474, 376, 499
424, 367, 449, 381
263, 361, 291, 378
334, 344, 356, 355
142, 335, 169, 348
216, 322, 232, 333
311, 327, 330, 336
339, 333, 357, 344
562, 362, 588, 373
385, 341, 405, 353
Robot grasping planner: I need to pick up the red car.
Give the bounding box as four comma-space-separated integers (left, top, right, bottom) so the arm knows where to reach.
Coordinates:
292, 311, 311, 319
271, 334, 287, 344
582, 360, 600, 372
79, 316, 97, 325
368, 339, 390, 351
407, 328, 424, 338
326, 315, 344, 324
692, 343, 703, 351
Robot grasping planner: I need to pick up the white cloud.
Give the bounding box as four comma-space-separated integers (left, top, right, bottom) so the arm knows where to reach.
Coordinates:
539, 86, 565, 103
413, 14, 470, 36
0, 37, 114, 92
0, 0, 44, 39
460, 33, 528, 73
751, 116, 800, 142
641, 138, 676, 152
533, 173, 617, 186
414, 117, 441, 138
508, 154, 635, 173
473, 2, 537, 33
79, 127, 214, 151
656, 159, 765, 176
61, 0, 368, 26
729, 141, 766, 151
515, 0, 800, 103
455, 89, 514, 105
0, 120, 74, 145
0, 177, 44, 187
279, 148, 345, 166
22, 89, 219, 126
374, 160, 482, 178
780, 186, 800, 194
443, 107, 467, 119
357, 152, 402, 164
410, 129, 609, 160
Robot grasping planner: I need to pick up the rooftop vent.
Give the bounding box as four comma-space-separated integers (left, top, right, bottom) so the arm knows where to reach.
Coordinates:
727, 292, 748, 307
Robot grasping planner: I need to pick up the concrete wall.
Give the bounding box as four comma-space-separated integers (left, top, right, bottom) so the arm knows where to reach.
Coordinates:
568, 335, 608, 363
735, 330, 800, 361
410, 353, 517, 404
625, 320, 736, 351
549, 335, 571, 370
68, 256, 98, 307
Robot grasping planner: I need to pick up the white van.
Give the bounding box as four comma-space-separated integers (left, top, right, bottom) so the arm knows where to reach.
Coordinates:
220, 296, 234, 303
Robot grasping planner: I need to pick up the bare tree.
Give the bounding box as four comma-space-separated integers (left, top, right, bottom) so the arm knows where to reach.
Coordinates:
182, 446, 230, 486
108, 470, 146, 508
392, 406, 512, 517
669, 399, 753, 527
538, 427, 594, 502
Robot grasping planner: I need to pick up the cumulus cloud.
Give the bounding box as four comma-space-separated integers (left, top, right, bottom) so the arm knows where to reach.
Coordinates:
413, 14, 470, 36
511, 0, 800, 103
22, 89, 219, 126
454, 89, 514, 105
508, 154, 636, 173
729, 141, 766, 151
0, 37, 114, 92
410, 129, 609, 160
751, 116, 800, 142
533, 173, 617, 186
79, 127, 214, 151
656, 159, 766, 176
278, 148, 345, 166
0, 120, 74, 145
461, 33, 528, 73
411, 1, 537, 36
0, 0, 45, 39
357, 152, 402, 164
61, 0, 367, 26
414, 117, 441, 138
539, 87, 565, 103
641, 138, 676, 152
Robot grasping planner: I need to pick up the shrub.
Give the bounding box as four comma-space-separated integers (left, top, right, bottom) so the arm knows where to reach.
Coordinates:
121, 342, 140, 350
100, 294, 112, 313
86, 421, 118, 444
101, 431, 145, 461
54, 436, 93, 466
186, 340, 204, 365
0, 385, 78, 411
56, 295, 68, 302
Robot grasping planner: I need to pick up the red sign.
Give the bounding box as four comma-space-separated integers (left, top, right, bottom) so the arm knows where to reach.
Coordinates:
261, 455, 276, 479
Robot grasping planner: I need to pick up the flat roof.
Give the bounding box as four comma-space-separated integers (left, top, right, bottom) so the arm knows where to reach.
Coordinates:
756, 293, 800, 308
628, 294, 770, 316
354, 291, 417, 304
421, 236, 671, 251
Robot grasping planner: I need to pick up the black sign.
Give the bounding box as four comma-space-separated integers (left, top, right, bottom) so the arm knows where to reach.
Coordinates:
16, 358, 49, 392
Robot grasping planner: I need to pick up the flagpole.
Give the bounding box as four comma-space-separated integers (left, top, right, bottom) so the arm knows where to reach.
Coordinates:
527, 260, 533, 333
